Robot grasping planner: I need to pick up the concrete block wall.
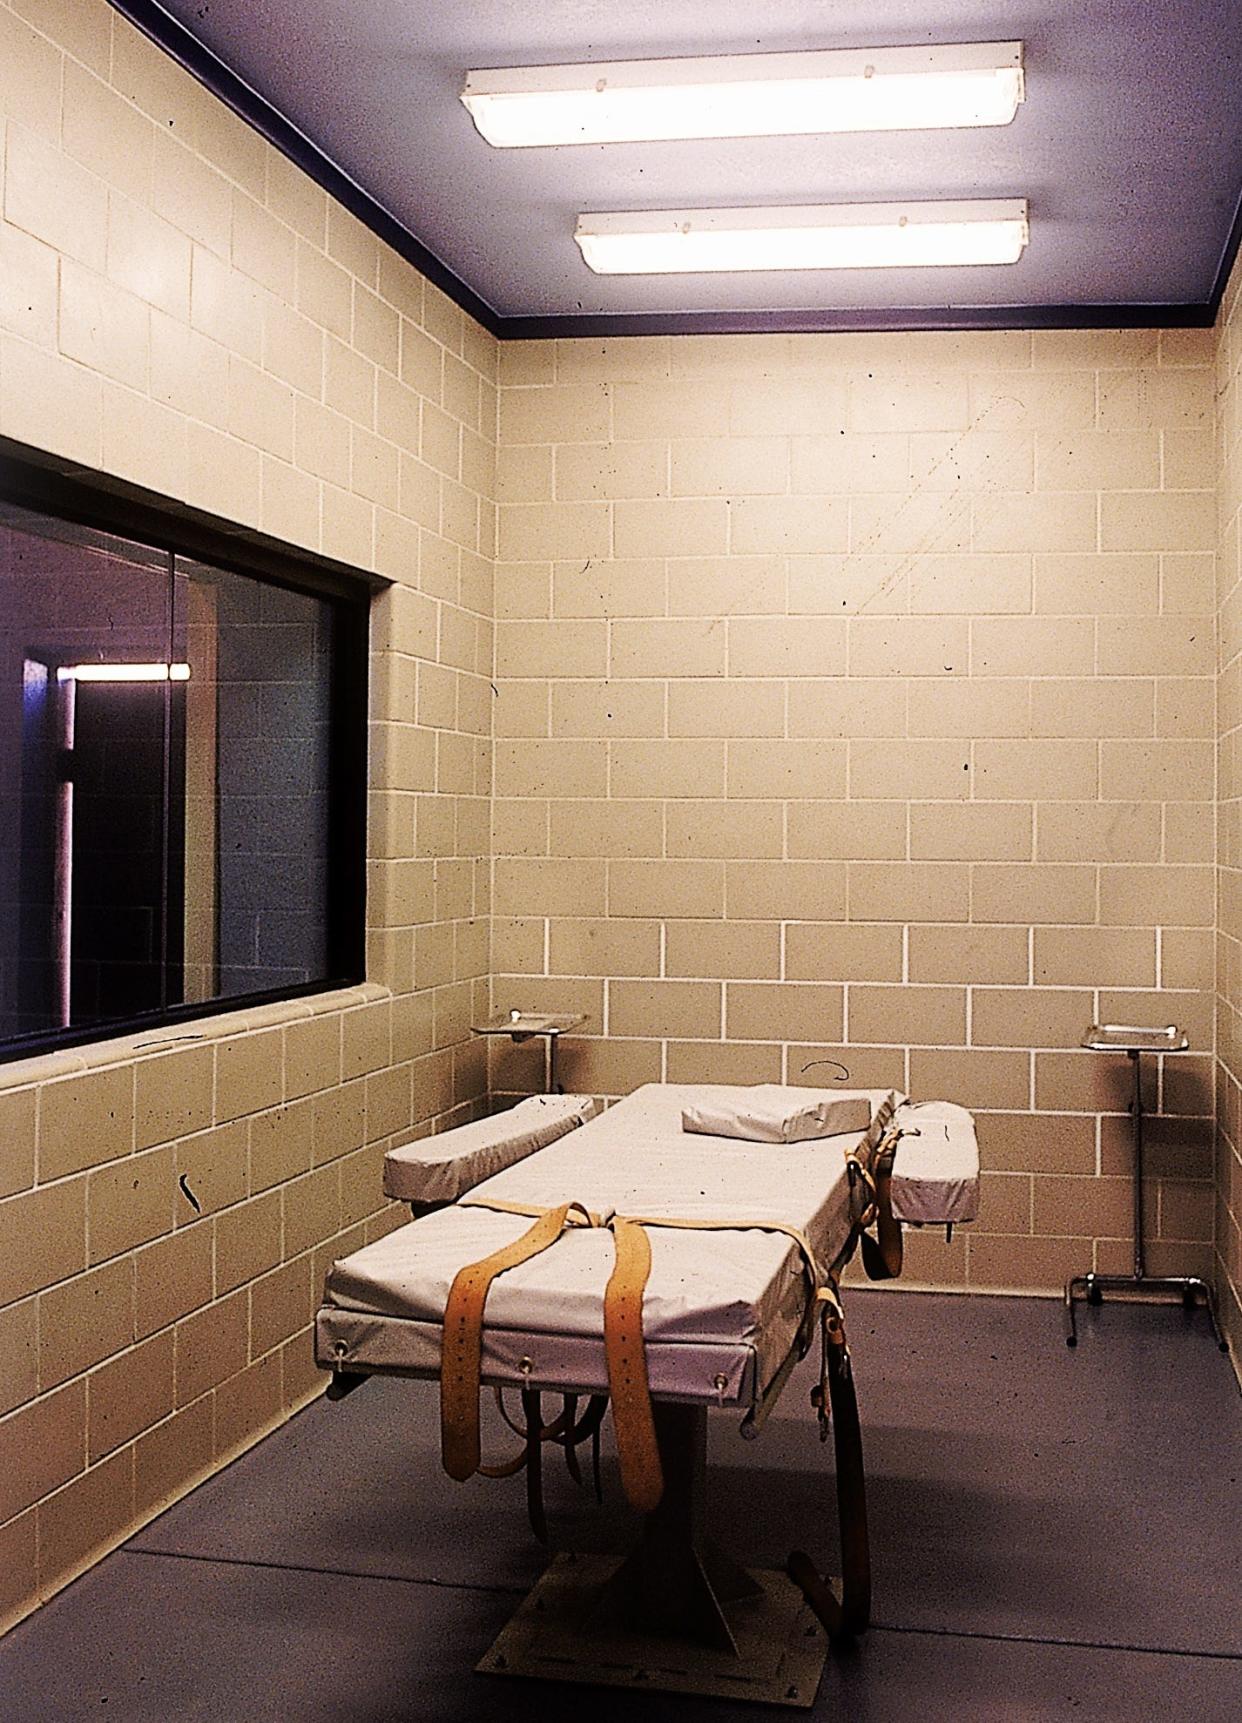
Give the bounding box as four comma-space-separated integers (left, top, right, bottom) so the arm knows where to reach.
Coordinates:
491, 329, 1220, 1296
1, 0, 1239, 1642
1216, 242, 1242, 1358
0, 0, 496, 1632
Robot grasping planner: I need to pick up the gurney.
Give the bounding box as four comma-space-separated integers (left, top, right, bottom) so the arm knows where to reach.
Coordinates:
316, 1083, 979, 1706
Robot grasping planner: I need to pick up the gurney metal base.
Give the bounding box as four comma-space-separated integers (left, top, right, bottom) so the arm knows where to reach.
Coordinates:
477, 1551, 829, 1709
1064, 1271, 1228, 1351
589, 1400, 759, 1653
477, 1368, 866, 1709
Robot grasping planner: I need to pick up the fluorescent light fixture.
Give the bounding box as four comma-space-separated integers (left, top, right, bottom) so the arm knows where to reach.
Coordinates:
57, 662, 192, 683
574, 200, 1029, 275
462, 42, 1024, 147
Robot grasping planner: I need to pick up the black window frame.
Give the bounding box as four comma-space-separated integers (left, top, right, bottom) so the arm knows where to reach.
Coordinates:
0, 435, 377, 1065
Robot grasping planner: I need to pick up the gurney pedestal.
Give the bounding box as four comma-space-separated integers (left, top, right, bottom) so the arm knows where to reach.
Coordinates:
478, 1352, 872, 1708
590, 1402, 759, 1654
477, 1400, 832, 1707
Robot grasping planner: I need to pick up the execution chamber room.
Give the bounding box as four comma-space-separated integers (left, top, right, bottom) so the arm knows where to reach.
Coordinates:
0, 2, 1239, 1719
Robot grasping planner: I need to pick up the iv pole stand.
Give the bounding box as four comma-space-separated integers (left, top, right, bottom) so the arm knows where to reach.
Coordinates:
1064, 1027, 1227, 1350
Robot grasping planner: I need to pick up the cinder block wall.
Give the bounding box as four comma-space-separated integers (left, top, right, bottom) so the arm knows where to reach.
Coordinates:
1216, 246, 1242, 1358
1, 0, 1239, 1644
492, 331, 1219, 1295
0, 0, 496, 1631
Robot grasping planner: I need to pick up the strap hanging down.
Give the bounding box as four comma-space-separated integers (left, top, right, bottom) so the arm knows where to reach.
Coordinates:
441, 1199, 667, 1510
440, 1201, 591, 1482
603, 1217, 662, 1512
856, 1127, 905, 1281
447, 1195, 828, 1512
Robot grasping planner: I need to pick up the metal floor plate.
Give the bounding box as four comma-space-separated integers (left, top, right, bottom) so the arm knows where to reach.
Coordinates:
477, 1551, 831, 1709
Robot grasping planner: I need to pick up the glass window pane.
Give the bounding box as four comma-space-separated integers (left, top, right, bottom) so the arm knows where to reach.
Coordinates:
174, 558, 336, 1001
0, 484, 362, 1061
0, 500, 173, 1043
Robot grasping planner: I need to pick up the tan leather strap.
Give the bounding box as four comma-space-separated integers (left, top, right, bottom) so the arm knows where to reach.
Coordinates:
459, 1197, 665, 1510
467, 1196, 611, 1225
467, 1197, 822, 1299
458, 1196, 828, 1510
852, 1125, 906, 1280
603, 1217, 662, 1512
845, 1114, 900, 1230
872, 1136, 904, 1277
811, 1279, 848, 1439
440, 1200, 591, 1481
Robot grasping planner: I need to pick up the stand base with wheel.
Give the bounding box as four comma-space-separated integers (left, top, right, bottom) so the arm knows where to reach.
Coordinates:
1064, 1026, 1228, 1353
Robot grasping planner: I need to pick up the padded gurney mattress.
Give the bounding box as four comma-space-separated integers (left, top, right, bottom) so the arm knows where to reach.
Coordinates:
316, 1083, 970, 1407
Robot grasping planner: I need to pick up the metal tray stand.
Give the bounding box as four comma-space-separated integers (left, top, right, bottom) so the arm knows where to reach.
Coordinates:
1064, 1026, 1226, 1350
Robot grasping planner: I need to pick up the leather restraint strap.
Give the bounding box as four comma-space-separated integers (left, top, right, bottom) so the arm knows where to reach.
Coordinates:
603, 1217, 662, 1512
458, 1196, 826, 1511
849, 1124, 907, 1281
470, 1197, 823, 1308
440, 1200, 594, 1482
452, 1198, 664, 1510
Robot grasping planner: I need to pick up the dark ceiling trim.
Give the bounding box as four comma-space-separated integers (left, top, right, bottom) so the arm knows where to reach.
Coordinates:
108, 1, 1230, 344
106, 0, 503, 335
1209, 186, 1242, 322
499, 301, 1216, 339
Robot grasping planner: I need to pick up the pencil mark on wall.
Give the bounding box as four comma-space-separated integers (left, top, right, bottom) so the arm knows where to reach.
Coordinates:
800, 1058, 851, 1082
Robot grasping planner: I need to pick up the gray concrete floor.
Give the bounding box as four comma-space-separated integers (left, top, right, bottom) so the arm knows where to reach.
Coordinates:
1, 1290, 1239, 1720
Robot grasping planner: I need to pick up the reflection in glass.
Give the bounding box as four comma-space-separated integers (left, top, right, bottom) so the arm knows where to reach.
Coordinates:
176, 558, 334, 1002
0, 500, 343, 1054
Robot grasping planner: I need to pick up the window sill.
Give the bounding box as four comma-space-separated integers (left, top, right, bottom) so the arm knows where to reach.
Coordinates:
0, 982, 391, 1095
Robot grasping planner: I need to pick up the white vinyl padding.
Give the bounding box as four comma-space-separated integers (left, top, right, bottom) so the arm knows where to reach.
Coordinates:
317, 1082, 980, 1406
890, 1101, 980, 1225
680, 1083, 874, 1144
322, 1084, 897, 1402
383, 1093, 598, 1204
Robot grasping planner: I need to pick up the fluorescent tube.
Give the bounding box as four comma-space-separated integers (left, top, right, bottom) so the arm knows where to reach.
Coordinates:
463, 43, 1024, 147
57, 662, 192, 682
573, 201, 1030, 275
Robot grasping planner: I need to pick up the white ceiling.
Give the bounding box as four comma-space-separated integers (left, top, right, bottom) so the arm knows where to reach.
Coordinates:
125, 0, 1242, 332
